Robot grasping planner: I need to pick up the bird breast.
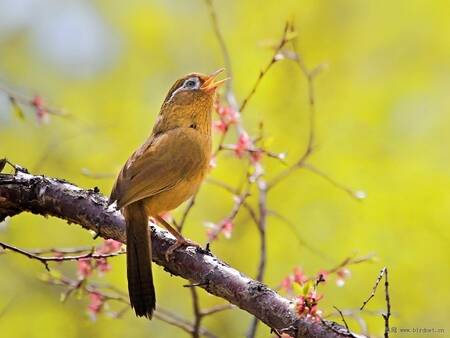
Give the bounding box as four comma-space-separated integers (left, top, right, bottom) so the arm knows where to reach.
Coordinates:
143, 128, 211, 216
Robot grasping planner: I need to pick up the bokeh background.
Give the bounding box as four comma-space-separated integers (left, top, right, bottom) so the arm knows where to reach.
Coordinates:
0, 0, 449, 337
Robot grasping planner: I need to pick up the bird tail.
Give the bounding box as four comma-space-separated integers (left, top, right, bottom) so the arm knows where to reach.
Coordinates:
123, 202, 156, 319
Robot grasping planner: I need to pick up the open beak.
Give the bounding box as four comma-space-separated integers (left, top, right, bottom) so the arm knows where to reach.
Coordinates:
201, 68, 228, 92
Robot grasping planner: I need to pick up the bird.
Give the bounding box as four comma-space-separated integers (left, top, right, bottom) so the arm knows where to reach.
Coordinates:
109, 69, 227, 319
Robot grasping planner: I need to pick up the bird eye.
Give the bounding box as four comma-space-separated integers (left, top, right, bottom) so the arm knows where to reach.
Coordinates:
184, 78, 197, 89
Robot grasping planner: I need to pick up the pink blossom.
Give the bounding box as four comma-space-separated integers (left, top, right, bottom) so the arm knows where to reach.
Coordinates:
281, 267, 308, 292
204, 219, 234, 241
234, 132, 251, 157
294, 295, 306, 315
217, 106, 240, 125
336, 268, 351, 287
221, 219, 234, 239
308, 290, 319, 301
206, 227, 216, 241
316, 269, 329, 283
32, 95, 49, 124
95, 258, 111, 274
213, 120, 228, 133
98, 239, 122, 254
293, 267, 308, 285
204, 221, 219, 241
294, 291, 323, 320
336, 268, 351, 278
87, 291, 104, 319
213, 100, 240, 134
281, 275, 294, 292
77, 258, 93, 279
209, 156, 217, 169
32, 95, 43, 108
250, 149, 263, 165
215, 101, 240, 125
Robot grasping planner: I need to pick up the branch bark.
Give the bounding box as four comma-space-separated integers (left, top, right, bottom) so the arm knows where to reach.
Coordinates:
0, 170, 363, 338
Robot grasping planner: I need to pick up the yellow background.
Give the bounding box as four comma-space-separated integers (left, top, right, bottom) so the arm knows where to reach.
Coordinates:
0, 0, 449, 337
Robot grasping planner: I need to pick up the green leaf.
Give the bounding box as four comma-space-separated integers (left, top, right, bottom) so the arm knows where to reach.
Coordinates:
9, 97, 25, 120
292, 281, 304, 295
302, 281, 314, 296
60, 292, 68, 303
285, 30, 298, 42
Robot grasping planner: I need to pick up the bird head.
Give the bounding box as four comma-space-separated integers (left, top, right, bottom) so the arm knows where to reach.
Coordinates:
162, 69, 227, 108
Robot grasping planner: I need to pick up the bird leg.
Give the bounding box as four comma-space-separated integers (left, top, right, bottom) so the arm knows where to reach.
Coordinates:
155, 215, 200, 261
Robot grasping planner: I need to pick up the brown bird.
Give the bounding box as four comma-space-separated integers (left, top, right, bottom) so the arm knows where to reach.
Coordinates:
109, 69, 226, 319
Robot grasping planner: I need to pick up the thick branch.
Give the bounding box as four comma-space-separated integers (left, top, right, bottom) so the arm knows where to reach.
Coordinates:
0, 171, 363, 338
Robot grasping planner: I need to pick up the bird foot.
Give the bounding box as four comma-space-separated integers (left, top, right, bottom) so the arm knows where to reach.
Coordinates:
165, 238, 200, 261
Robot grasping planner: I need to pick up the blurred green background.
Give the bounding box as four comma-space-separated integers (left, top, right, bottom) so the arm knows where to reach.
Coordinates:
0, 0, 449, 337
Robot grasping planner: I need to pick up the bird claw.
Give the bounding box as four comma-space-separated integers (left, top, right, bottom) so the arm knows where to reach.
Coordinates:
165, 238, 200, 261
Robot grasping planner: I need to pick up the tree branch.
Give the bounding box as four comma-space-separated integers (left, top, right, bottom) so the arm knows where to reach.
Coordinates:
0, 170, 364, 338
0, 241, 123, 271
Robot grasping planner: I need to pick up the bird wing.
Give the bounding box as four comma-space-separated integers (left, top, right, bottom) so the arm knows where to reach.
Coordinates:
110, 127, 207, 209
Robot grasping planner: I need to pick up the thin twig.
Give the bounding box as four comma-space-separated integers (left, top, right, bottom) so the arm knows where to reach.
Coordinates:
0, 241, 124, 271
206, 178, 259, 225
239, 22, 292, 113
323, 254, 375, 279
219, 144, 286, 163
267, 209, 330, 259
276, 254, 375, 293
45, 270, 217, 337
206, 177, 240, 195
204, 0, 237, 110
156, 307, 217, 338
359, 267, 390, 337
265, 36, 366, 202
292, 39, 321, 152
174, 195, 197, 232
0, 84, 67, 117
333, 306, 351, 333
360, 267, 386, 311
382, 269, 391, 338
200, 303, 235, 316
314, 273, 327, 290
255, 178, 267, 282
266, 36, 324, 191
207, 189, 251, 242
319, 318, 357, 338
246, 177, 268, 338
205, 0, 243, 160
0, 158, 28, 175
188, 286, 233, 337
23, 245, 96, 255
325, 308, 387, 337
302, 164, 365, 201
190, 286, 202, 338
244, 23, 317, 338
210, 21, 293, 157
